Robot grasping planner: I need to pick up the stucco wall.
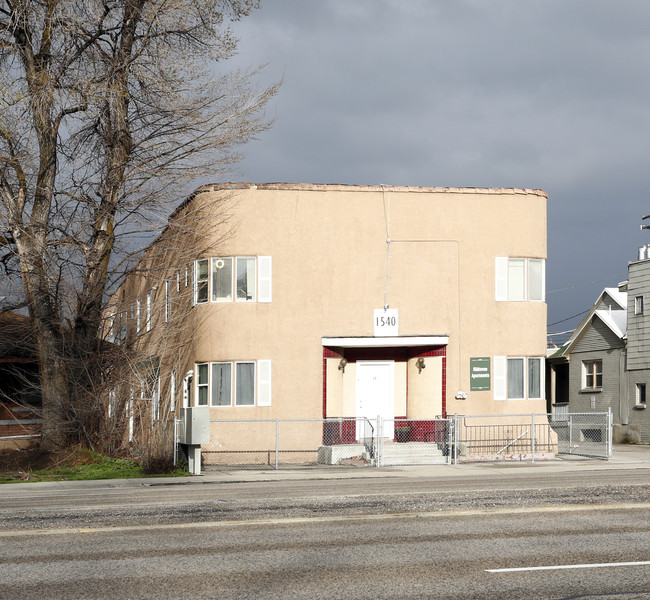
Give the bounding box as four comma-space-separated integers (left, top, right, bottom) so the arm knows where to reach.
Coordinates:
116, 183, 548, 427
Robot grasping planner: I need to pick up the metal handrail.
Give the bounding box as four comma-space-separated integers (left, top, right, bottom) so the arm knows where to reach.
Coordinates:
496, 430, 528, 456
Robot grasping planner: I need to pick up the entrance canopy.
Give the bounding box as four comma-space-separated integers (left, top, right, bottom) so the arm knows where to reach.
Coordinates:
322, 335, 449, 348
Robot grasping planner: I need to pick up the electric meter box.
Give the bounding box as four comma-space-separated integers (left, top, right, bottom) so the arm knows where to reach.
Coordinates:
180, 406, 210, 445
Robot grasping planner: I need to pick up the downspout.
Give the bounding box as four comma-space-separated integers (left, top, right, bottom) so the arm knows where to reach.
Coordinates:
618, 346, 630, 425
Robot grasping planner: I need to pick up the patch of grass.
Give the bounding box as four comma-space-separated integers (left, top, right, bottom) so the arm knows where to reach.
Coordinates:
0, 447, 188, 484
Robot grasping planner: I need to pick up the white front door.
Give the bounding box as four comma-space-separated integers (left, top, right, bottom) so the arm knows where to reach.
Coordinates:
356, 361, 395, 440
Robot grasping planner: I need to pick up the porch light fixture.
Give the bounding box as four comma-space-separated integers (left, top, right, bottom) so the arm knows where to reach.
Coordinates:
338, 358, 348, 373
416, 357, 426, 373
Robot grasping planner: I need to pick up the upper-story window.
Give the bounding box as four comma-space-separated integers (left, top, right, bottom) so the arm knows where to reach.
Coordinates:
236, 257, 256, 301
194, 256, 272, 305
495, 257, 545, 302
146, 289, 153, 332
212, 257, 233, 301
635, 295, 644, 316
195, 259, 209, 304
136, 298, 142, 334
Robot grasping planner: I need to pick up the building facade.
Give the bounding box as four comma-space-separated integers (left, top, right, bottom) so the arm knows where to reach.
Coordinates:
111, 183, 548, 452
548, 246, 650, 442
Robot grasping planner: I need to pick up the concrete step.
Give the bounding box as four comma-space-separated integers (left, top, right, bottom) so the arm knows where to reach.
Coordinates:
379, 442, 447, 465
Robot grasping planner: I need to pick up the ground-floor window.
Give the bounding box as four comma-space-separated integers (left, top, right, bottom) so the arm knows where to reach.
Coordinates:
494, 356, 545, 401
194, 360, 271, 407
636, 383, 646, 405
582, 359, 603, 390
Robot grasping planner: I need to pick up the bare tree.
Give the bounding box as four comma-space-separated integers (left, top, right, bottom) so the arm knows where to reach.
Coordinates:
0, 0, 277, 449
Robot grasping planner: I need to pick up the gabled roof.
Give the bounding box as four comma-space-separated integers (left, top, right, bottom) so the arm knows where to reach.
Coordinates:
594, 308, 627, 339
558, 287, 627, 358
600, 287, 626, 311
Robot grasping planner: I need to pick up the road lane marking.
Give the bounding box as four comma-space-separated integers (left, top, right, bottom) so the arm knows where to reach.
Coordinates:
487, 561, 650, 573
1, 502, 649, 538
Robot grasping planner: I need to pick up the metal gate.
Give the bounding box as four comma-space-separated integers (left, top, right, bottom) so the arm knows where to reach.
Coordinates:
550, 411, 612, 460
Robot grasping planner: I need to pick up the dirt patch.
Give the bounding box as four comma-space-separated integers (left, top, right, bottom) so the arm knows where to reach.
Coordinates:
0, 447, 53, 474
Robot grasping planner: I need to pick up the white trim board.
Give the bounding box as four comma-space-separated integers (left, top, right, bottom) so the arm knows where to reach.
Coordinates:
322, 335, 448, 348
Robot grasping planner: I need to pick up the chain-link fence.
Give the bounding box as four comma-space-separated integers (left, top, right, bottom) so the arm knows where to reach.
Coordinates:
549, 411, 613, 459
453, 411, 612, 462
188, 411, 611, 470
201, 418, 376, 468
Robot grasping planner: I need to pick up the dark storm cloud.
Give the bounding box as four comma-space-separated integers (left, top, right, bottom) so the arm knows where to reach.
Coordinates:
222, 0, 650, 333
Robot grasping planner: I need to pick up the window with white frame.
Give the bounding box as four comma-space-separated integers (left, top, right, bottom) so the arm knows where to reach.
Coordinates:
636, 383, 646, 405
170, 369, 177, 412
136, 298, 142, 334
635, 295, 644, 316
194, 360, 272, 407
194, 259, 209, 304
582, 359, 602, 389
211, 362, 232, 405
212, 257, 233, 301
128, 392, 134, 442
152, 376, 160, 422
108, 312, 116, 341
236, 257, 256, 301
192, 256, 272, 304
116, 311, 127, 343
495, 258, 545, 302
165, 280, 171, 322
146, 290, 152, 332
196, 363, 209, 405
494, 356, 545, 401
108, 389, 116, 419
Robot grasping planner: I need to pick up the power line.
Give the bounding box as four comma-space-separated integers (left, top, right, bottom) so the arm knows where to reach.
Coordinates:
547, 273, 626, 295
548, 309, 589, 327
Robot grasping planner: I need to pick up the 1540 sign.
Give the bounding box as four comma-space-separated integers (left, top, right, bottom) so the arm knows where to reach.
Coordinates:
374, 309, 399, 336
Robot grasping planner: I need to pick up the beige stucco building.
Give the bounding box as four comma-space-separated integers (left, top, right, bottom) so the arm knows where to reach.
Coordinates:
111, 183, 547, 453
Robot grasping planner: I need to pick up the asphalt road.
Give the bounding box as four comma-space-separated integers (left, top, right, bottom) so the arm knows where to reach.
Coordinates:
1, 462, 649, 599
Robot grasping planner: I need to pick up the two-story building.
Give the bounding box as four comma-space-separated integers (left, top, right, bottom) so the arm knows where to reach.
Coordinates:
110, 183, 548, 457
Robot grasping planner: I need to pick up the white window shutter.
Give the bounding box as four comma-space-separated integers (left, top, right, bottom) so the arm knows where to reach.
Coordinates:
191, 261, 196, 306
258, 256, 272, 303
494, 356, 507, 401
495, 257, 508, 301
257, 360, 272, 406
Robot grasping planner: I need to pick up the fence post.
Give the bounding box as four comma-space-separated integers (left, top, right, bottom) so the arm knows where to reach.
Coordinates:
454, 414, 459, 465
173, 419, 178, 466
608, 407, 613, 457
531, 413, 535, 463
569, 413, 573, 454
376, 415, 382, 467
275, 419, 279, 470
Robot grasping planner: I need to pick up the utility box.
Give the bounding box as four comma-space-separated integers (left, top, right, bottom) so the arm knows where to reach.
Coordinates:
180, 406, 211, 445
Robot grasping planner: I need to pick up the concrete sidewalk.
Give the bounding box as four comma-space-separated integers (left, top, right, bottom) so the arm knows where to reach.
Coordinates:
198, 443, 650, 483
3, 444, 647, 493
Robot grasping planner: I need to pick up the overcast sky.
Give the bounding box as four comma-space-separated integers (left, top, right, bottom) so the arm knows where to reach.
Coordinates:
221, 0, 650, 340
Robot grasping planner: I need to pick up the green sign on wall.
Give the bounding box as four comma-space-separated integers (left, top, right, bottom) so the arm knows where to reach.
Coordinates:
470, 357, 491, 391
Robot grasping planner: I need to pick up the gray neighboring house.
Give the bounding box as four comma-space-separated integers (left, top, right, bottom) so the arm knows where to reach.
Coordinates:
548, 245, 650, 443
